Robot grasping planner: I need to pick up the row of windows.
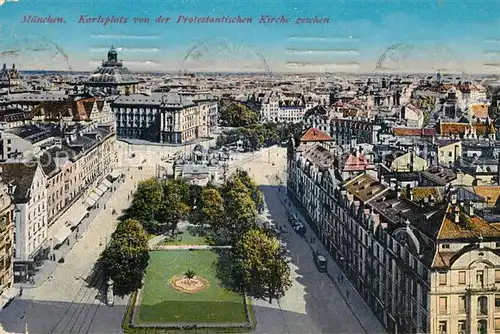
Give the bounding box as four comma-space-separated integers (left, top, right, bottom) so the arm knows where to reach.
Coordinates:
438, 269, 500, 286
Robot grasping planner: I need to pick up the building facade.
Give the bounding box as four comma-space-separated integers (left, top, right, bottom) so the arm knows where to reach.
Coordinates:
112, 92, 218, 144
287, 133, 500, 334
0, 180, 14, 307
0, 163, 49, 282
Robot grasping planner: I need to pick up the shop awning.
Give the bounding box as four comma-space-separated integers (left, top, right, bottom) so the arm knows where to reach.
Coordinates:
85, 196, 97, 207
53, 225, 72, 246
95, 187, 105, 197
54, 203, 89, 229
97, 183, 108, 193
102, 179, 112, 188
89, 192, 100, 202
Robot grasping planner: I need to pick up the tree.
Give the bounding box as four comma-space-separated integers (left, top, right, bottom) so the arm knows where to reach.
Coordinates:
223, 189, 258, 241
157, 183, 190, 236
166, 178, 191, 205
192, 188, 226, 232
185, 270, 196, 279
233, 170, 265, 213
123, 179, 162, 223
99, 219, 150, 295
234, 228, 292, 302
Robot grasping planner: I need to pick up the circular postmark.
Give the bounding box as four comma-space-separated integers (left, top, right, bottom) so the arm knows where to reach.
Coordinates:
179, 38, 272, 75
374, 42, 465, 75
0, 32, 72, 71
169, 275, 210, 294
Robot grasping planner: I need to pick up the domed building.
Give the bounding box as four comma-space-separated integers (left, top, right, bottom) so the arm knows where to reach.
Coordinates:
84, 46, 139, 96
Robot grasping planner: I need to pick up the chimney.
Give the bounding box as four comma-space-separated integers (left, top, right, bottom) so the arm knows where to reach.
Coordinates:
454, 207, 460, 224
451, 193, 457, 205
410, 150, 414, 172
469, 203, 475, 217
409, 188, 414, 201
397, 186, 401, 198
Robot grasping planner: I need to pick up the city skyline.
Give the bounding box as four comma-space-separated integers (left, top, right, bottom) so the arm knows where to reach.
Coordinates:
0, 0, 499, 73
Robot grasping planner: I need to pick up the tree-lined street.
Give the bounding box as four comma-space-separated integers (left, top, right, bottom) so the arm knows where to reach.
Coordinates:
0, 146, 156, 334
232, 146, 387, 334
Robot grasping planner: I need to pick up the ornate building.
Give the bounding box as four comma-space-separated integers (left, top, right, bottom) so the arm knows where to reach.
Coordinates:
111, 92, 218, 144
287, 130, 500, 334
0, 63, 20, 89
84, 46, 139, 96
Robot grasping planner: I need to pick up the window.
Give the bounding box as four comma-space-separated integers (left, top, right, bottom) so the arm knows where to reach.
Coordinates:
442, 244, 450, 249
479, 296, 488, 315
477, 270, 485, 285
439, 272, 447, 285
459, 271, 466, 284
439, 320, 447, 333
439, 297, 448, 314
459, 295, 466, 313
458, 320, 466, 334
496, 270, 500, 283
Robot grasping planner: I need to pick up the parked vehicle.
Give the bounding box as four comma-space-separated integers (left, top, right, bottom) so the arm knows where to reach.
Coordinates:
313, 250, 328, 273
294, 222, 306, 236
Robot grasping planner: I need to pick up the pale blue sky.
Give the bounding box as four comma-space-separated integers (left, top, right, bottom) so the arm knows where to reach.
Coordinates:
0, 0, 499, 73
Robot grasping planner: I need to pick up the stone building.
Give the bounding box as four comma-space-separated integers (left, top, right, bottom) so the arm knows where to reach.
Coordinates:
111, 92, 218, 144
0, 179, 14, 307
0, 163, 48, 282
0, 63, 20, 89
84, 46, 139, 96
287, 132, 500, 334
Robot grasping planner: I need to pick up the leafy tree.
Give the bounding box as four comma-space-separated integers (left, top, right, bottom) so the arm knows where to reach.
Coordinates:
123, 179, 162, 223
234, 228, 292, 302
157, 182, 190, 236
217, 122, 303, 150
219, 99, 259, 127
99, 219, 150, 295
223, 189, 258, 241
233, 170, 265, 213
188, 184, 204, 208
166, 178, 191, 205
193, 188, 226, 231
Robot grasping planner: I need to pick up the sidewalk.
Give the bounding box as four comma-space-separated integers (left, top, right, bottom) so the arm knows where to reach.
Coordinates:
276, 190, 387, 334
16, 178, 125, 289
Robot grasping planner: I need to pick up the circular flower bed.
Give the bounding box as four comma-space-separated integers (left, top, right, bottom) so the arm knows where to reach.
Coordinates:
169, 275, 210, 294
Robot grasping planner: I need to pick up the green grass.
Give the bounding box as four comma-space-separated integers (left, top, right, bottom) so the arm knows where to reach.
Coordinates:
136, 250, 247, 325
160, 229, 208, 246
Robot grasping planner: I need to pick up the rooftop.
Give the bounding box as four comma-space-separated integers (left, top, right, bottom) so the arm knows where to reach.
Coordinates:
300, 127, 332, 143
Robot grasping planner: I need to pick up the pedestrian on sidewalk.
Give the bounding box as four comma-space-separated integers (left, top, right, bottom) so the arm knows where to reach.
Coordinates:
19, 287, 23, 297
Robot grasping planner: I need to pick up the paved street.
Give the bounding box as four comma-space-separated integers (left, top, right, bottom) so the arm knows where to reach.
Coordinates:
0, 144, 156, 334
234, 146, 387, 334
0, 144, 386, 334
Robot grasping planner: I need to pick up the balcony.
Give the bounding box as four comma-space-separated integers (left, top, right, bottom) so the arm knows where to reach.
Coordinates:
467, 284, 497, 293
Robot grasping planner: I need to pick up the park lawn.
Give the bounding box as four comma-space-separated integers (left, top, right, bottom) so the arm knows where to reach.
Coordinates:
137, 250, 247, 324
160, 229, 207, 246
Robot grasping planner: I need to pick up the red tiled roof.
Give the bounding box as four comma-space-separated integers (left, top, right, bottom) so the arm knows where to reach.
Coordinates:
394, 127, 436, 137
439, 122, 489, 136
300, 127, 332, 142
343, 153, 369, 171
471, 104, 489, 119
